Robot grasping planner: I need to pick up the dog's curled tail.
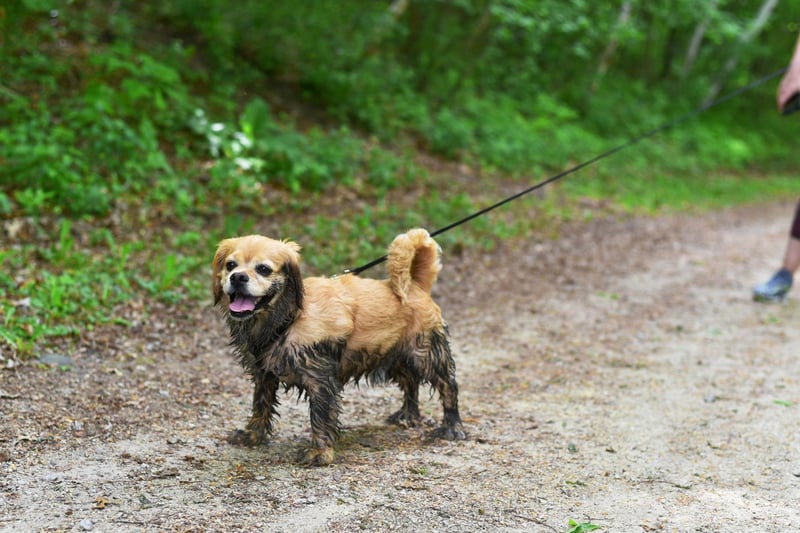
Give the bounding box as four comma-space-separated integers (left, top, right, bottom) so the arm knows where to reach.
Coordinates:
388, 228, 442, 303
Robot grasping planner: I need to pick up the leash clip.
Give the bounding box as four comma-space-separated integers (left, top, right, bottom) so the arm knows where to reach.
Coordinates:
332, 268, 352, 279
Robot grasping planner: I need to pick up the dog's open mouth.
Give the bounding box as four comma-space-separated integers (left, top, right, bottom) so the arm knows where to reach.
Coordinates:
228, 292, 260, 318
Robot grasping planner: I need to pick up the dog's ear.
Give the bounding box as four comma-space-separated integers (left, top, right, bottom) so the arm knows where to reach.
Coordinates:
281, 242, 304, 311
212, 239, 234, 305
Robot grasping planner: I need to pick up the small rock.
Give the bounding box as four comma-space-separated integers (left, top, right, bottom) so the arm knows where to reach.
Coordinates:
37, 353, 73, 367
78, 519, 94, 531
567, 442, 578, 453
12, 297, 31, 308
0, 388, 20, 399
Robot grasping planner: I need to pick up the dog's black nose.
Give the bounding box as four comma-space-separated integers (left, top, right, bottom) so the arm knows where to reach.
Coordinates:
231, 272, 249, 286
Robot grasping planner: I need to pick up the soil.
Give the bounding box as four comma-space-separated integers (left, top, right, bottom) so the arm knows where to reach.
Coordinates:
2, 200, 799, 532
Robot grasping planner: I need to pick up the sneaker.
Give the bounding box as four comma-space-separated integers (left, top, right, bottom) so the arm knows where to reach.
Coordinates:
753, 268, 793, 302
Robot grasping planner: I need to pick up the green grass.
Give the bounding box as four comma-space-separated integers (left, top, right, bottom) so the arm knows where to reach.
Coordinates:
567, 520, 600, 533
2, 222, 133, 353
3, 165, 797, 357
563, 166, 797, 213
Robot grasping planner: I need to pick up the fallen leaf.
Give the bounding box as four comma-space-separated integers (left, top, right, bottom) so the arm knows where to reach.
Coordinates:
93, 496, 109, 510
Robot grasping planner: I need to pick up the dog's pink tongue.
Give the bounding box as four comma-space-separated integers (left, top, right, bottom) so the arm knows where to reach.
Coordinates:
229, 295, 257, 313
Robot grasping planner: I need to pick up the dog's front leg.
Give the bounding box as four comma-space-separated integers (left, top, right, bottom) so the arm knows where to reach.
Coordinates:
301, 377, 342, 466
228, 371, 280, 446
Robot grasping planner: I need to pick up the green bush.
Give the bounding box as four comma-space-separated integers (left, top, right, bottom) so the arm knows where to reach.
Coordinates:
191, 98, 416, 194
1, 40, 192, 216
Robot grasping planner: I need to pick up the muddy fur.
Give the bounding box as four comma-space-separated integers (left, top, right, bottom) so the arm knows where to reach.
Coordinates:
212, 228, 465, 465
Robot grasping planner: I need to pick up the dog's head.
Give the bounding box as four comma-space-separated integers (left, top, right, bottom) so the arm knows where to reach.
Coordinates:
212, 235, 304, 321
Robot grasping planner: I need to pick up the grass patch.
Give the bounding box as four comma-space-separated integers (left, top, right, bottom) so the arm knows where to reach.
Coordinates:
5, 164, 795, 358
563, 169, 797, 213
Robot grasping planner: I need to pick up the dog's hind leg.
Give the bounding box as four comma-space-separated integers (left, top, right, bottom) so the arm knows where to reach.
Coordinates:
228, 372, 280, 446
431, 376, 465, 441
427, 328, 466, 441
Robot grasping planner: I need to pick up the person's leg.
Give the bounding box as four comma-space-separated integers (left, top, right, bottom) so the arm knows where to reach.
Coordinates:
781, 237, 800, 272
753, 199, 800, 302
784, 200, 800, 271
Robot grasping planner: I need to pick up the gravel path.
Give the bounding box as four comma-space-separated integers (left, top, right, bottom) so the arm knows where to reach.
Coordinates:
2, 201, 799, 532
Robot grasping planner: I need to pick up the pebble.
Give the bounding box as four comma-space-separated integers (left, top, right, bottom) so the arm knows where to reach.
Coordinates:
78, 519, 94, 531
37, 353, 73, 367
567, 442, 578, 453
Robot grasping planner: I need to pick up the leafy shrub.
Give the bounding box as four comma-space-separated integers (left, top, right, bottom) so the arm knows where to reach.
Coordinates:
427, 108, 475, 158
191, 98, 416, 194
1, 36, 195, 216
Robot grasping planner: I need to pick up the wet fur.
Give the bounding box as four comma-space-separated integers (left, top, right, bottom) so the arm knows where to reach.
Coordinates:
212, 228, 465, 465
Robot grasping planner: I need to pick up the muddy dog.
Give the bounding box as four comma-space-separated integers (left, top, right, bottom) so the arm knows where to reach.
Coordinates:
212, 228, 465, 465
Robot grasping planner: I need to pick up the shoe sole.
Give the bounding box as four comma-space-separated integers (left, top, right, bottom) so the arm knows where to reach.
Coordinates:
753, 293, 788, 303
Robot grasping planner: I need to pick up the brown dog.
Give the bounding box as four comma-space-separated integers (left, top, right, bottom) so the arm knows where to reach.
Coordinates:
212, 228, 465, 465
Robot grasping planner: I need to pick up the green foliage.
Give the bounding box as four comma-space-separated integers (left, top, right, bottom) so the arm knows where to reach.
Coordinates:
1, 33, 189, 215
3, 0, 800, 356
5, 0, 800, 219
0, 221, 133, 353
191, 98, 416, 195
566, 520, 600, 533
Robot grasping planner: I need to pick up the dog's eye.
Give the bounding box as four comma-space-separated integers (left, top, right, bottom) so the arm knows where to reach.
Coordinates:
255, 264, 272, 276
225, 260, 237, 272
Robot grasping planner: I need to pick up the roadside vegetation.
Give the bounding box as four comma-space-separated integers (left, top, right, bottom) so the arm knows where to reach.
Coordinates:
2, 0, 799, 357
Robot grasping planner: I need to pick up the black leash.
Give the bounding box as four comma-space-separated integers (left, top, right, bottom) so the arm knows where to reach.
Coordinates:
345, 67, 790, 276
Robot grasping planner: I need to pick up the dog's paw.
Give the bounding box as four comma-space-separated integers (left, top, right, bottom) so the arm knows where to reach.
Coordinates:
386, 409, 422, 428
226, 429, 267, 447
431, 425, 467, 441
300, 446, 335, 466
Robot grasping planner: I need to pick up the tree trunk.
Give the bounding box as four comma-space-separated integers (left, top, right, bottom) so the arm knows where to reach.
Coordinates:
389, 0, 410, 17
590, 1, 632, 93
703, 0, 779, 105
681, 0, 719, 79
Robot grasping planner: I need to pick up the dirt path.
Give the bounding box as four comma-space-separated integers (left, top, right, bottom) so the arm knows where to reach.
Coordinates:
2, 201, 799, 532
